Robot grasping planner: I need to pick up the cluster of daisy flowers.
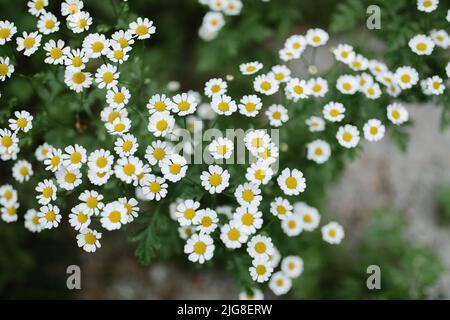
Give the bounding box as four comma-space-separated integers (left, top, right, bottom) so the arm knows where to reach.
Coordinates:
197, 0, 242, 41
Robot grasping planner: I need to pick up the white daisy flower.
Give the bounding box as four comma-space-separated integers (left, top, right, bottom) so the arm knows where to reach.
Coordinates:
349, 54, 369, 71
107, 43, 131, 64
0, 57, 14, 81
105, 117, 131, 136
35, 179, 57, 205
114, 134, 138, 157
100, 106, 128, 123
234, 182, 262, 208
64, 69, 93, 93
193, 208, 218, 234
200, 165, 230, 194
281, 256, 303, 278
265, 104, 288, 127
1, 202, 18, 223
106, 86, 130, 109
69, 204, 92, 231
220, 221, 249, 249
247, 235, 274, 259
277, 168, 306, 196
425, 75, 445, 95
409, 34, 435, 55
209, 137, 234, 160
417, 0, 438, 13
285, 78, 310, 101
67, 11, 92, 33
28, 0, 48, 16
37, 12, 60, 35
176, 199, 201, 226
306, 139, 331, 164
244, 130, 271, 155
161, 153, 188, 183
148, 111, 175, 137
387, 103, 409, 125
363, 119, 386, 142
114, 156, 143, 184
271, 65, 291, 82
254, 74, 279, 96
61, 0, 84, 16
204, 78, 227, 97
238, 95, 262, 117
184, 233, 215, 264
322, 102, 345, 122
239, 61, 263, 75
100, 201, 128, 231
129, 17, 156, 40
0, 20, 17, 45
44, 148, 63, 172
306, 28, 329, 47
145, 140, 172, 166
65, 48, 89, 71
279, 47, 301, 62
210, 94, 237, 116
87, 169, 112, 186
76, 228, 102, 252
8, 110, 33, 133
12, 160, 33, 183
202, 11, 225, 33
233, 205, 263, 234
43, 40, 69, 65
16, 31, 42, 56
246, 161, 273, 185
238, 288, 264, 300
250, 256, 274, 283
281, 214, 303, 236
224, 0, 243, 15
284, 34, 307, 54
270, 197, 293, 220
308, 77, 328, 97
171, 92, 198, 116
87, 149, 114, 173
146, 94, 173, 114
394, 66, 419, 90
336, 75, 359, 95
56, 167, 82, 190
82, 33, 110, 58
111, 30, 135, 49
430, 29, 450, 48
369, 60, 388, 77
38, 204, 62, 229
178, 225, 195, 240
336, 124, 360, 149
119, 197, 139, 223
79, 190, 104, 216
95, 64, 119, 89
363, 83, 382, 100
295, 202, 321, 231
305, 116, 326, 132
0, 184, 17, 207
24, 209, 43, 233
62, 144, 87, 170
321, 221, 345, 244
140, 174, 168, 201
357, 73, 374, 89
333, 44, 355, 64
269, 271, 292, 296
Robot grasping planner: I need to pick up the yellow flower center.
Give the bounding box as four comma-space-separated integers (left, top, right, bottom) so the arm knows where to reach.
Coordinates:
314, 148, 323, 156
45, 19, 55, 29
303, 214, 312, 223
416, 43, 427, 52
0, 28, 10, 39
123, 163, 136, 176
209, 174, 222, 187
193, 241, 206, 254
50, 47, 62, 59
17, 118, 28, 128
113, 49, 124, 60
285, 176, 297, 189
256, 265, 266, 275
109, 210, 121, 223
114, 123, 126, 132
184, 208, 195, 220
242, 213, 254, 226
260, 81, 272, 91
45, 210, 56, 222
294, 85, 304, 94
272, 111, 281, 120
342, 132, 353, 142
135, 25, 149, 36
102, 71, 114, 84
245, 102, 256, 112
23, 37, 35, 49
35, 0, 45, 10
96, 156, 108, 168
50, 156, 60, 168
86, 197, 98, 209
328, 229, 336, 237
242, 190, 254, 202
169, 163, 181, 174
113, 92, 125, 103
392, 110, 400, 119
122, 140, 133, 152
201, 216, 213, 227
400, 74, 411, 83
254, 169, 266, 181
84, 233, 96, 245
0, 64, 9, 76
370, 127, 378, 135
156, 120, 168, 132
65, 172, 76, 183
277, 205, 286, 215
288, 220, 297, 229
217, 144, 227, 155
218, 102, 229, 112
153, 148, 165, 160
92, 41, 104, 53
178, 101, 190, 111
77, 212, 88, 223
228, 228, 240, 241
42, 186, 53, 198
154, 101, 166, 112
72, 72, 86, 84
20, 166, 29, 176
254, 242, 266, 254
149, 182, 161, 193
70, 151, 82, 164
312, 35, 321, 43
